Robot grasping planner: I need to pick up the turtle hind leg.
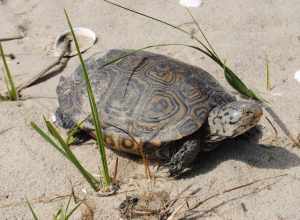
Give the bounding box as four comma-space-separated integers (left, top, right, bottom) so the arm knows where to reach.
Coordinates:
166, 139, 202, 177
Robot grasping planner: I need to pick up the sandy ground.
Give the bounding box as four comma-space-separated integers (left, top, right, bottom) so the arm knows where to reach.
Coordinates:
1, 0, 300, 219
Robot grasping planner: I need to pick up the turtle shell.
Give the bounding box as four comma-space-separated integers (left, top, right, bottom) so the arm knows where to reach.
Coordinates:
56, 49, 235, 153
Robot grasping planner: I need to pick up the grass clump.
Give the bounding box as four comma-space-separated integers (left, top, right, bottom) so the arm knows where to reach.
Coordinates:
31, 9, 111, 192
31, 118, 100, 191
26, 195, 83, 220
0, 42, 18, 101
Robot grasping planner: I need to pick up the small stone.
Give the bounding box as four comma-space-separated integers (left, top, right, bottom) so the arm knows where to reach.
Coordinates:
179, 0, 202, 8
294, 70, 300, 82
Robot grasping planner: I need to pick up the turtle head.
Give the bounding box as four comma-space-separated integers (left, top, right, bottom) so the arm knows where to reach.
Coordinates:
55, 76, 77, 129
208, 101, 263, 141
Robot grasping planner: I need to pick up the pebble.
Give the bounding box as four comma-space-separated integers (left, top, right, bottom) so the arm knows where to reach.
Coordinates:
179, 0, 202, 8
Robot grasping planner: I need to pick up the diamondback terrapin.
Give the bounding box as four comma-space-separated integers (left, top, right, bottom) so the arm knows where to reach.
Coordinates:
55, 49, 263, 176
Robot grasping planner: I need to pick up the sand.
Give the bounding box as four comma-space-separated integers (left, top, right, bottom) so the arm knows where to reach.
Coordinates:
1, 0, 300, 219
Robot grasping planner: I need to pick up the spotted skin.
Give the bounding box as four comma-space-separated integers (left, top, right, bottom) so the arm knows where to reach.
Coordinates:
55, 49, 263, 174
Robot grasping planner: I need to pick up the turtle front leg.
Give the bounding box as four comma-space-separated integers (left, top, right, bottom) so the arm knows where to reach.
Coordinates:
166, 139, 201, 177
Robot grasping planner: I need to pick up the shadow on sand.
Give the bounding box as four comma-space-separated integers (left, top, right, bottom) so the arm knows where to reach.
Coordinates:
187, 128, 300, 178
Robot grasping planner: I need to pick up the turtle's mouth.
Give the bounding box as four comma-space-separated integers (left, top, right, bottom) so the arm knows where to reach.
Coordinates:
233, 107, 263, 137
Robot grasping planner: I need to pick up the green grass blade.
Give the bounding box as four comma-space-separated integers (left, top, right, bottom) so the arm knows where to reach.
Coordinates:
103, 0, 263, 102
223, 64, 260, 100
54, 208, 64, 220
64, 9, 111, 188
66, 201, 82, 218
3, 71, 11, 97
103, 0, 214, 57
0, 42, 17, 100
44, 118, 100, 190
31, 122, 67, 157
64, 194, 73, 215
26, 199, 39, 220
31, 120, 99, 191
265, 59, 271, 90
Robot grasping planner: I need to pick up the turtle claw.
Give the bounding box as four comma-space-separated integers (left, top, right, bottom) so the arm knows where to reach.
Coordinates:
155, 162, 185, 178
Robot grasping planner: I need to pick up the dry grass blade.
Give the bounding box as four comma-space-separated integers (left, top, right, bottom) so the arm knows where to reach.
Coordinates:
26, 199, 39, 220
16, 38, 71, 93
263, 105, 300, 147
265, 57, 271, 90
193, 182, 277, 219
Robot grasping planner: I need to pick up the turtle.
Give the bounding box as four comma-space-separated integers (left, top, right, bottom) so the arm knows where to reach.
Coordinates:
55, 49, 263, 176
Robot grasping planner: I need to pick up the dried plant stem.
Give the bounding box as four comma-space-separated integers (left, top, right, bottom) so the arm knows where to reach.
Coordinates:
184, 8, 218, 58
263, 105, 300, 147
16, 38, 72, 93
197, 182, 276, 218
190, 173, 287, 211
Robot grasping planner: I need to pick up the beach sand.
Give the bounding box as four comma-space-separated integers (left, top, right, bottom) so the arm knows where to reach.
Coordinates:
1, 0, 300, 219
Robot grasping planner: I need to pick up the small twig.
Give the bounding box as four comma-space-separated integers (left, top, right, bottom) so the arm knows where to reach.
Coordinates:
3, 53, 15, 60
112, 157, 119, 183
190, 174, 287, 211
0, 127, 13, 135
166, 202, 186, 220
265, 116, 278, 139
263, 105, 300, 147
196, 182, 276, 218
159, 185, 199, 220
165, 185, 194, 210
15, 38, 72, 93
222, 174, 287, 194
241, 202, 247, 212
0, 193, 70, 209
0, 35, 24, 42
184, 8, 218, 58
